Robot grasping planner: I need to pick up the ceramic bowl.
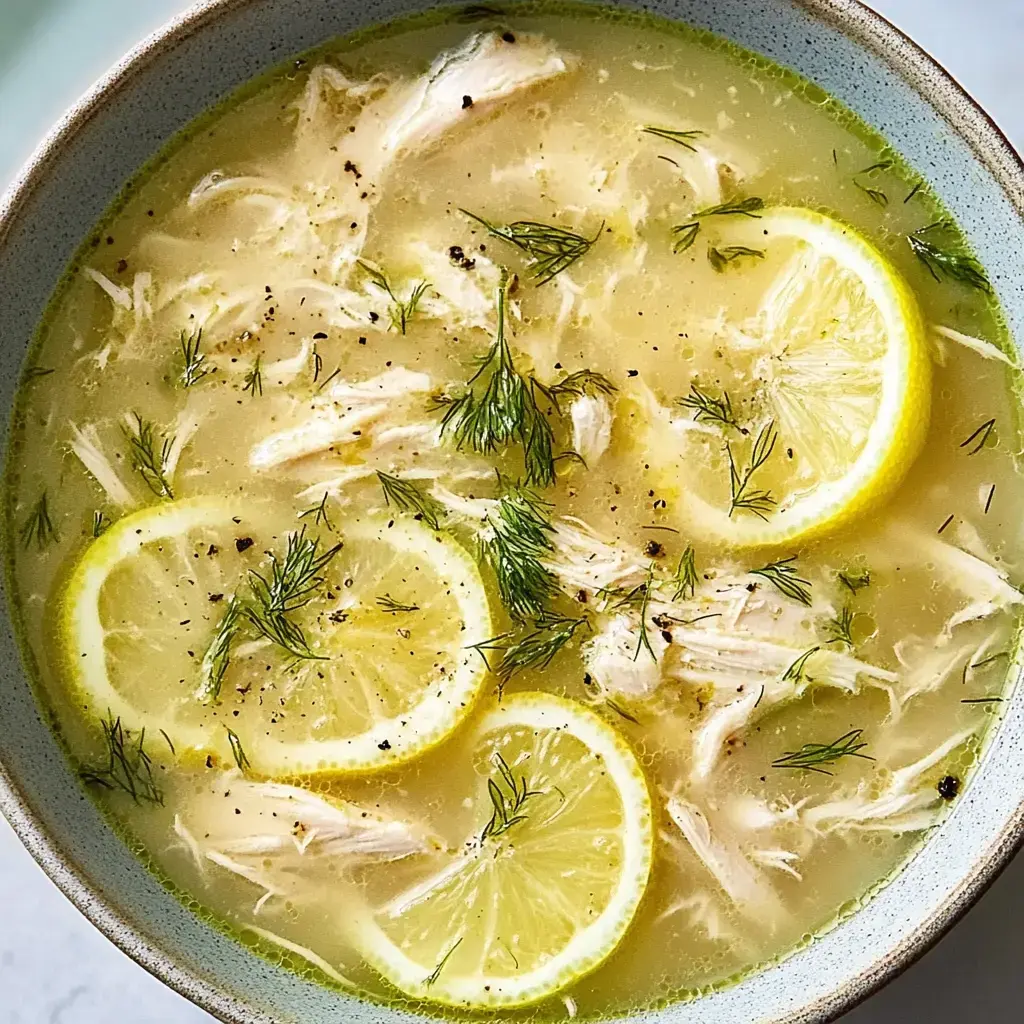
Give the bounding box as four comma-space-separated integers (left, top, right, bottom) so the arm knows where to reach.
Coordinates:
1, 1, 1023, 1021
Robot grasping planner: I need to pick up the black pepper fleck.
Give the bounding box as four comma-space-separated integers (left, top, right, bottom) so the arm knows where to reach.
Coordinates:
235, 537, 255, 553
937, 775, 960, 800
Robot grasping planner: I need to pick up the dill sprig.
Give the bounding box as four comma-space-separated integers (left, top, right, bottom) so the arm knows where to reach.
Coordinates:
641, 125, 706, 152
534, 368, 617, 410
242, 355, 263, 398
471, 612, 589, 692
678, 382, 739, 429
24, 366, 55, 381
196, 595, 244, 703
671, 222, 701, 253
80, 712, 164, 805
908, 222, 990, 292
838, 568, 871, 593
709, 245, 765, 272
92, 510, 111, 538
298, 491, 335, 531
425, 939, 463, 988
854, 180, 888, 207
460, 210, 601, 285
697, 197, 765, 218
226, 727, 251, 772
670, 544, 698, 601
377, 471, 445, 530
245, 528, 341, 661
124, 412, 174, 499
782, 646, 820, 684
633, 564, 657, 663
826, 606, 855, 647
312, 344, 323, 384
480, 482, 558, 622
377, 594, 420, 613
438, 275, 557, 487
750, 555, 812, 606
960, 418, 995, 456
358, 260, 430, 334
179, 327, 212, 388
771, 728, 873, 776
480, 752, 543, 841
727, 421, 778, 519
19, 491, 59, 550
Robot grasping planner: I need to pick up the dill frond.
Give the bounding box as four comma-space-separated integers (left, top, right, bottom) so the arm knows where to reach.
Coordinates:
838, 568, 871, 593
480, 481, 558, 622
425, 939, 463, 988
226, 727, 251, 772
298, 491, 335, 531
460, 210, 601, 285
376, 594, 419, 613
242, 355, 263, 397
772, 728, 873, 776
960, 418, 996, 456
727, 421, 777, 519
678, 383, 739, 429
696, 197, 765, 218
708, 245, 765, 272
534, 368, 617, 408
670, 544, 698, 601
358, 260, 430, 334
377, 471, 445, 530
633, 564, 657, 663
124, 412, 174, 499
179, 327, 212, 388
826, 606, 855, 647
908, 223, 990, 292
641, 125, 706, 152
92, 510, 111, 538
24, 366, 55, 381
854, 181, 888, 207
750, 555, 812, 606
196, 595, 244, 703
782, 646, 820, 684
471, 612, 589, 692
671, 222, 700, 253
80, 712, 164, 805
480, 753, 543, 841
19, 491, 59, 550
312, 344, 323, 384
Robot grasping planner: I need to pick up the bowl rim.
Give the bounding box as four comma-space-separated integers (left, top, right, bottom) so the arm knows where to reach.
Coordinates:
1, 1, 1023, 1022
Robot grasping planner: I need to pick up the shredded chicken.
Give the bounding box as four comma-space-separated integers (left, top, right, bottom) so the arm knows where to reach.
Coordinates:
930, 324, 1018, 368
68, 423, 135, 508
570, 394, 613, 467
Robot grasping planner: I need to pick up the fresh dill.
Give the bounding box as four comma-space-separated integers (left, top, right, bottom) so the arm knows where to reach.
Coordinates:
196, 595, 244, 703
960, 417, 996, 456
972, 651, 1009, 669
633, 564, 657, 663
750, 555, 812, 606
242, 355, 263, 398
425, 939, 463, 988
697, 197, 765, 218
19, 491, 59, 550
708, 245, 765, 272
938, 513, 955, 535
985, 483, 996, 514
606, 699, 641, 725
534, 368, 617, 409
854, 180, 889, 207
727, 421, 778, 520
640, 125, 706, 152
79, 712, 164, 805
226, 727, 251, 772
480, 482, 558, 622
24, 366, 55, 380
907, 223, 990, 292
904, 181, 924, 203
837, 568, 871, 593
670, 544, 698, 601
480, 752, 543, 841
91, 510, 111, 538
358, 260, 430, 334
678, 382, 739, 429
460, 210, 601, 285
438, 274, 557, 486
826, 606, 855, 647
124, 412, 175, 499
961, 697, 1004, 704
179, 327, 212, 388
377, 471, 445, 530
771, 728, 873, 776
671, 222, 700, 253
376, 594, 420, 613
312, 344, 323, 384
298, 491, 335, 531
471, 612, 589, 691
782, 646, 821, 685
245, 528, 341, 661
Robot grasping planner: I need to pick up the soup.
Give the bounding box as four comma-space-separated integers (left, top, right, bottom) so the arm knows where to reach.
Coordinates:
7, 4, 1023, 1018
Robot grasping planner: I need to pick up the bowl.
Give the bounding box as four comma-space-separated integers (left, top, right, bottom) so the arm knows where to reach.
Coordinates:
1, 1, 1023, 1021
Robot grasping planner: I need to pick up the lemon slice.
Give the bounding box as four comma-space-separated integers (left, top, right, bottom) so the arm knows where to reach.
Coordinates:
60, 497, 492, 776
351, 692, 653, 1009
649, 206, 930, 547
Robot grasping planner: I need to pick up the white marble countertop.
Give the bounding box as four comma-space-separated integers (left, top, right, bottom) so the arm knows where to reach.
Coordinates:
1, 0, 1023, 1020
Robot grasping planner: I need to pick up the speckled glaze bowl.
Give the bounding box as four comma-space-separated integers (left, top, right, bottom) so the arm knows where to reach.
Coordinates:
1, 1, 1023, 1021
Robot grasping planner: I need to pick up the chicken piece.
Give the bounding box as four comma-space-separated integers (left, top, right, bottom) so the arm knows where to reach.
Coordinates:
570, 394, 613, 467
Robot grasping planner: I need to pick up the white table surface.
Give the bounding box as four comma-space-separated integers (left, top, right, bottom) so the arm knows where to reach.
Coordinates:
1, 0, 1023, 1020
